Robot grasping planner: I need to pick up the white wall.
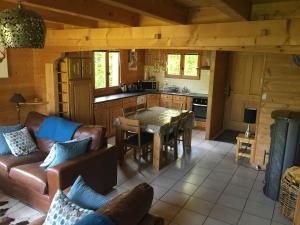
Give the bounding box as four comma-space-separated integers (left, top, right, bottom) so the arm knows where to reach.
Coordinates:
152, 69, 210, 94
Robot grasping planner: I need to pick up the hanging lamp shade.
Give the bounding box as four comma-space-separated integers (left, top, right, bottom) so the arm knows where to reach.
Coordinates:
0, 3, 46, 48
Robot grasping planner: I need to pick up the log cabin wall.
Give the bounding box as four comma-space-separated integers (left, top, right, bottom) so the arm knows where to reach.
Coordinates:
255, 54, 300, 167
0, 49, 37, 125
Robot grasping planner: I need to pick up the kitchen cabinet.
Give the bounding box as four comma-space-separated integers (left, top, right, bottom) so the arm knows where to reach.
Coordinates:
173, 95, 187, 110
147, 94, 160, 108
123, 96, 137, 108
186, 97, 193, 111
94, 102, 109, 130
160, 94, 173, 108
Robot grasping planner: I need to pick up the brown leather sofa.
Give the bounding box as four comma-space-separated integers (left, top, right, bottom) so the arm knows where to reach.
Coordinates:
0, 111, 118, 212
29, 183, 164, 225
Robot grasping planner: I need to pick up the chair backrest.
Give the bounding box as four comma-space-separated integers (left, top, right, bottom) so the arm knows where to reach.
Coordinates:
122, 106, 137, 117
136, 103, 146, 112
169, 115, 181, 133
178, 111, 190, 130
119, 117, 140, 133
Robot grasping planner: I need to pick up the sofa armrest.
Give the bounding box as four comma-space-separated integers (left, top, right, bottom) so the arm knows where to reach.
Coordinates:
47, 146, 117, 199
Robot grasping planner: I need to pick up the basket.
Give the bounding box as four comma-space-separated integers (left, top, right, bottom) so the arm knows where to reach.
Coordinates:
279, 166, 300, 220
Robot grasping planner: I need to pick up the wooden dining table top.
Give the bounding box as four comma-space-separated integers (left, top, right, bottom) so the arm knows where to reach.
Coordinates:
121, 106, 195, 135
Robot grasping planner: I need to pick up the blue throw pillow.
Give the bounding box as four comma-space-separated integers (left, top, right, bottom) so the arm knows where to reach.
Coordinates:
45, 138, 91, 169
0, 124, 23, 155
74, 213, 115, 225
67, 176, 110, 210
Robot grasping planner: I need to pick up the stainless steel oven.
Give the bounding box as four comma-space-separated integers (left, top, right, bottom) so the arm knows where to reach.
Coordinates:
192, 97, 208, 120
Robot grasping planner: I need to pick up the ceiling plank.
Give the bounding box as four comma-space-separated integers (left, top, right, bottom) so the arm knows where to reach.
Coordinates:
0, 1, 98, 27
97, 0, 188, 24
211, 0, 252, 21
44, 19, 300, 54
3, 0, 139, 26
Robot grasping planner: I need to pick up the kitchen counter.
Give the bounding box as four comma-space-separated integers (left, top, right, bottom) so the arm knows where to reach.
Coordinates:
94, 91, 208, 103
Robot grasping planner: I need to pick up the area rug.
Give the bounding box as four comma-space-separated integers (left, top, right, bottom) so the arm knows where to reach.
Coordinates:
0, 201, 29, 225
214, 129, 240, 144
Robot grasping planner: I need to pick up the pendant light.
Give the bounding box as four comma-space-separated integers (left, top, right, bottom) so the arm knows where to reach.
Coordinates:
0, 0, 46, 48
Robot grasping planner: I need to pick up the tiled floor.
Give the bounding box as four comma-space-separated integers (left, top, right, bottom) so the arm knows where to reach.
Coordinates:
0, 129, 293, 225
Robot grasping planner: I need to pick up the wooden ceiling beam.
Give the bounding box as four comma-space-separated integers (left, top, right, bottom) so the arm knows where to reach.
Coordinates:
210, 0, 252, 21
44, 19, 300, 54
0, 1, 98, 28
3, 0, 139, 26
97, 0, 188, 24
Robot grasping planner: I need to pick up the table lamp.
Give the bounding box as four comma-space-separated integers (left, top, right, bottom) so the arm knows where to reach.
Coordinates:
10, 93, 26, 123
244, 108, 257, 138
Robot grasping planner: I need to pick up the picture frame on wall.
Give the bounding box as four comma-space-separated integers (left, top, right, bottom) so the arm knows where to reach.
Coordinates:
128, 50, 137, 71
0, 48, 8, 78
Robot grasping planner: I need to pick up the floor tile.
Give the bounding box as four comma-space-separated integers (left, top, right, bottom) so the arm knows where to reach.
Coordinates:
172, 181, 198, 195
201, 178, 229, 192
189, 167, 212, 177
244, 200, 274, 220
150, 200, 181, 220
238, 213, 271, 225
209, 204, 242, 225
151, 184, 169, 199
184, 197, 214, 215
208, 171, 233, 183
193, 186, 221, 203
173, 209, 207, 225
152, 175, 178, 189
204, 217, 232, 225
217, 194, 247, 211
161, 190, 190, 207
224, 184, 251, 199
182, 173, 206, 185
248, 190, 275, 207
272, 206, 293, 225
230, 176, 255, 189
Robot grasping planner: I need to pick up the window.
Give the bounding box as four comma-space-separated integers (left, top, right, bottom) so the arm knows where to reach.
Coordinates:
94, 51, 120, 89
167, 53, 200, 79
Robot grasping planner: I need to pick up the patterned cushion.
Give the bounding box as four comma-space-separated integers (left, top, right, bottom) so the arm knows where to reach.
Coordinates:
43, 190, 93, 225
0, 124, 23, 155
3, 127, 37, 156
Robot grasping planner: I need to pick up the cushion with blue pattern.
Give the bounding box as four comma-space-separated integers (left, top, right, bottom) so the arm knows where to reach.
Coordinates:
0, 124, 23, 155
43, 190, 93, 225
74, 213, 115, 225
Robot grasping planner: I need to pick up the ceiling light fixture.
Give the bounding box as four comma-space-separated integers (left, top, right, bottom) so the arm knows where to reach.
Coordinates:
0, 0, 46, 48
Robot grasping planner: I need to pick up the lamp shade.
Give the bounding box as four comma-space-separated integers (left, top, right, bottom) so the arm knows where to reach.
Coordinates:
244, 108, 257, 124
0, 4, 46, 48
10, 93, 25, 104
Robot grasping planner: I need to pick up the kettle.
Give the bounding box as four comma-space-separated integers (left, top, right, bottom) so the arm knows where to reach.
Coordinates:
120, 84, 127, 93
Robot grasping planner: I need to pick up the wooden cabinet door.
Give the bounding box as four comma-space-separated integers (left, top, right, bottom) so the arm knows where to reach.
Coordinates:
160, 94, 172, 108
69, 79, 93, 124
109, 105, 123, 137
186, 97, 193, 111
94, 102, 108, 129
147, 94, 160, 108
81, 58, 94, 79
123, 97, 137, 108
68, 58, 82, 79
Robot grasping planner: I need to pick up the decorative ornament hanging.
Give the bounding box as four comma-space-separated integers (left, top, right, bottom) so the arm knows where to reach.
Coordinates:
0, 0, 46, 48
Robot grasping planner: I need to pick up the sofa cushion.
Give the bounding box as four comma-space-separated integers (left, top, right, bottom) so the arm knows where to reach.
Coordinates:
98, 183, 154, 225
0, 124, 23, 155
9, 162, 48, 194
0, 151, 47, 174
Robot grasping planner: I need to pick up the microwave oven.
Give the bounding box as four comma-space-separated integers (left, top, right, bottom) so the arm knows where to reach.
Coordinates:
139, 81, 158, 90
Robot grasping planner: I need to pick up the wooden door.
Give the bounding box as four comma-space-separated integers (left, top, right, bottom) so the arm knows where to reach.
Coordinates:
94, 102, 109, 134
68, 58, 82, 80
81, 58, 94, 79
173, 95, 187, 110
223, 52, 264, 132
69, 79, 93, 124
160, 94, 173, 107
123, 97, 137, 108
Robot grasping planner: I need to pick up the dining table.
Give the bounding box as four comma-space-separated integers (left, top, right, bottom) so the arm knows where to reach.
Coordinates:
115, 106, 195, 171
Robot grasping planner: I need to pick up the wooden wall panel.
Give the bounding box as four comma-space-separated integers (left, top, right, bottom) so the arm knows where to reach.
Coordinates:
254, 54, 300, 166
0, 49, 37, 125
120, 49, 145, 84
223, 52, 264, 132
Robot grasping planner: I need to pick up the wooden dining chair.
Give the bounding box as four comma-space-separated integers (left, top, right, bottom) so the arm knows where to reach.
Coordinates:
119, 117, 153, 170
122, 105, 137, 117
136, 103, 146, 112
177, 111, 190, 153
163, 115, 181, 161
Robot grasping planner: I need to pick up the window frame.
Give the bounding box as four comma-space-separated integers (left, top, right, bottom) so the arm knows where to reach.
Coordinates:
166, 52, 201, 80
94, 50, 121, 91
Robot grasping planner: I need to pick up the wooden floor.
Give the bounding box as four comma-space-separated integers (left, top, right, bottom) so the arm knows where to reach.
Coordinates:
0, 129, 292, 225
